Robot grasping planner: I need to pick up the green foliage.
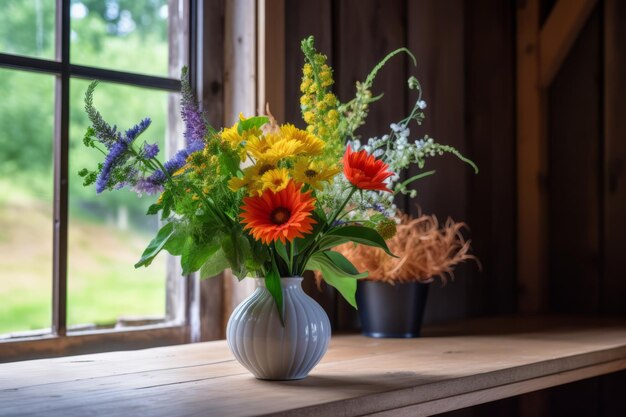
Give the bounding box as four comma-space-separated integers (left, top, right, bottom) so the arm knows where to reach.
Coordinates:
181, 235, 221, 276
237, 115, 269, 134
326, 226, 395, 256
134, 222, 175, 268
338, 48, 417, 141
265, 260, 284, 325
306, 251, 367, 308
274, 240, 290, 267
221, 233, 251, 280
218, 151, 241, 177
200, 249, 230, 279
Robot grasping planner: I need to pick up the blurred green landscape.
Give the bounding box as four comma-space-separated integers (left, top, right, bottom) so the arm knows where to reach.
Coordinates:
0, 0, 179, 334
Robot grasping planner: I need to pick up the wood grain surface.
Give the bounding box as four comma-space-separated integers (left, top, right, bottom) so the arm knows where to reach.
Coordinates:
1, 316, 625, 417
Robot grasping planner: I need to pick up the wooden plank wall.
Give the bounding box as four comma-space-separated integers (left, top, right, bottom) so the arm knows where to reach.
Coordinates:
547, 8, 602, 313
284, 0, 517, 327
603, 0, 626, 316
281, 0, 625, 415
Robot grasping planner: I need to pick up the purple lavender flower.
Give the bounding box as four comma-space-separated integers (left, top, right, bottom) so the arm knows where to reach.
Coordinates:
148, 170, 167, 184
95, 118, 151, 193
134, 178, 164, 195
143, 143, 160, 159
182, 103, 206, 149
125, 118, 151, 141
96, 139, 130, 193
181, 68, 207, 149
163, 149, 192, 174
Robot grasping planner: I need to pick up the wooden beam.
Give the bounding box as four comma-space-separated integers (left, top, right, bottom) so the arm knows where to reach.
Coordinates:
257, 0, 285, 121
539, 0, 598, 87
516, 0, 548, 313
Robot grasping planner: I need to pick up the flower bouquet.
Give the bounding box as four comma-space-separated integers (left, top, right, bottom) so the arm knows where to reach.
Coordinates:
79, 36, 476, 379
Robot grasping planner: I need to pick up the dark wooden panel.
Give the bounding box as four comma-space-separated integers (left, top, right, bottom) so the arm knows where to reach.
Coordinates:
198, 0, 226, 341
547, 9, 601, 313
407, 0, 469, 323
602, 1, 626, 415
334, 0, 408, 330
603, 0, 626, 315
599, 371, 626, 417
284, 0, 338, 327
284, 0, 333, 129
549, 378, 601, 417
464, 0, 517, 316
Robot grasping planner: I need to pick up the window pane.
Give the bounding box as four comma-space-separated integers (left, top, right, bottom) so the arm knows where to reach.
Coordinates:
0, 0, 56, 60
0, 68, 54, 335
70, 0, 187, 77
68, 79, 181, 328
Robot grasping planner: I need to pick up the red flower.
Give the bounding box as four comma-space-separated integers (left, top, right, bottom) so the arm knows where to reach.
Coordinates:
342, 146, 393, 192
240, 181, 317, 244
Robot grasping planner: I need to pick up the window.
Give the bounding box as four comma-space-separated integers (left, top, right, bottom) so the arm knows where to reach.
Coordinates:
0, 0, 200, 360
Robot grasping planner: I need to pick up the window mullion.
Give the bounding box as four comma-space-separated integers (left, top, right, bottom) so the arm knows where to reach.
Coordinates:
52, 0, 70, 337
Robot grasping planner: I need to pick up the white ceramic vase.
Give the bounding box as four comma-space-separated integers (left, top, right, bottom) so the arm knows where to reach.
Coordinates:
226, 276, 331, 380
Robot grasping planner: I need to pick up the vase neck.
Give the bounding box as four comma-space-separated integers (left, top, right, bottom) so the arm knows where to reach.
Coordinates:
255, 276, 303, 289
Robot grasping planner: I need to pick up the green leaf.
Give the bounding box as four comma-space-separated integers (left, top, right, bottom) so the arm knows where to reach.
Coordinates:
200, 249, 230, 279
317, 235, 351, 252
265, 259, 284, 326
246, 237, 269, 271
222, 233, 250, 280
327, 226, 395, 256
146, 203, 161, 216
218, 151, 240, 176
306, 251, 367, 308
274, 240, 290, 266
135, 222, 175, 268
162, 228, 187, 256
181, 237, 221, 275
160, 191, 174, 220
237, 115, 269, 134
324, 251, 361, 275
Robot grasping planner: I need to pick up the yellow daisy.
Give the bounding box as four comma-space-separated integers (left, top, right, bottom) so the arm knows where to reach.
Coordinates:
280, 124, 325, 156
263, 138, 306, 161
292, 158, 340, 190
221, 125, 243, 149
259, 168, 291, 194
245, 135, 272, 160
227, 175, 249, 192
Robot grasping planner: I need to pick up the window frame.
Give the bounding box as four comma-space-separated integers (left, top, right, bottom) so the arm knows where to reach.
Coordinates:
0, 0, 206, 362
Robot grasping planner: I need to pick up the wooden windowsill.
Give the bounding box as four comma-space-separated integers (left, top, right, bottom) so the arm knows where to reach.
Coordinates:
0, 316, 625, 417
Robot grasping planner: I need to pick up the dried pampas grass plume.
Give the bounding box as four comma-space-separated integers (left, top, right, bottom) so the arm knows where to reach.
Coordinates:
318, 213, 478, 286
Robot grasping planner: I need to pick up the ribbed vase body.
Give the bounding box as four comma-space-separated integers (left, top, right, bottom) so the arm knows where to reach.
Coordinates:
226, 277, 331, 380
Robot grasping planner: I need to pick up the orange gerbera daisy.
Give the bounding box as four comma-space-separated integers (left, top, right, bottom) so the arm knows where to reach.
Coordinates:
240, 181, 317, 244
343, 145, 393, 192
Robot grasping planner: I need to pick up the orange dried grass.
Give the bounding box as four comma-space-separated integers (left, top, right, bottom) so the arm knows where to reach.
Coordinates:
320, 213, 477, 285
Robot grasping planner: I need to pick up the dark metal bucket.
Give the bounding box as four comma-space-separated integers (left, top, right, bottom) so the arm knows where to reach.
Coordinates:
356, 280, 430, 338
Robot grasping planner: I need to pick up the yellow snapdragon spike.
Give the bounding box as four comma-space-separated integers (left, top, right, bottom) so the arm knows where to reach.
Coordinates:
292, 158, 340, 190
